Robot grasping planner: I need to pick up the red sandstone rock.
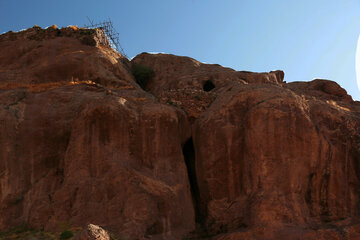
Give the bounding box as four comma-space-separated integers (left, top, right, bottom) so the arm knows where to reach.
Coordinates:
0, 27, 194, 239
1, 26, 360, 240
213, 223, 360, 240
132, 52, 360, 239
286, 79, 353, 102
131, 52, 284, 96
131, 53, 284, 124
0, 26, 135, 90
193, 82, 360, 237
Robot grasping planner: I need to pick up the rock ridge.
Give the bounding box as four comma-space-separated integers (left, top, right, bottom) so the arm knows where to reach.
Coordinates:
0, 25, 110, 48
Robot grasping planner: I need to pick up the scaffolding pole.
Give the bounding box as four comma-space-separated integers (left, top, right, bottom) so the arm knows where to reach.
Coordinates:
84, 17, 127, 58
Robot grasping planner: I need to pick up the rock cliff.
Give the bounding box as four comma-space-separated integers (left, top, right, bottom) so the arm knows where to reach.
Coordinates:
0, 26, 193, 240
0, 26, 360, 240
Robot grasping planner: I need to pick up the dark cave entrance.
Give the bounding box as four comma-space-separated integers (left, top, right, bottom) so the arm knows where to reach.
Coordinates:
182, 138, 202, 224
203, 80, 215, 92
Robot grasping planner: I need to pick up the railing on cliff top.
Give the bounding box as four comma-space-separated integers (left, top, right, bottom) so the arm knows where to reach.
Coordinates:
84, 17, 128, 58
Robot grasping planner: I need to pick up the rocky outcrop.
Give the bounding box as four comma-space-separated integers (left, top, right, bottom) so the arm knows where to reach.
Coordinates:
0, 25, 134, 90
132, 53, 285, 122
131, 53, 360, 239
193, 82, 360, 237
1, 26, 360, 240
132, 52, 284, 96
0, 26, 194, 239
286, 79, 353, 103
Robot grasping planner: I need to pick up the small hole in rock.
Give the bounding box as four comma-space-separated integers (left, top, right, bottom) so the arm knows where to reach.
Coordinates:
203, 80, 215, 92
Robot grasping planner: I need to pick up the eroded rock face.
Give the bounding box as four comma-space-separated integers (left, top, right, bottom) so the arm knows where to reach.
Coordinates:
0, 27, 194, 240
0, 25, 135, 90
1, 26, 360, 240
193, 82, 360, 237
131, 53, 360, 239
132, 52, 284, 96
286, 79, 353, 103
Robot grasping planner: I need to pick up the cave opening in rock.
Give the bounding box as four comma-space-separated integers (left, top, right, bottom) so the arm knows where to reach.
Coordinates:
203, 80, 215, 92
182, 138, 203, 224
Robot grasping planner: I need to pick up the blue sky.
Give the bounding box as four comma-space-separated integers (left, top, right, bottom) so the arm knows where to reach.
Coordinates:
1, 0, 360, 100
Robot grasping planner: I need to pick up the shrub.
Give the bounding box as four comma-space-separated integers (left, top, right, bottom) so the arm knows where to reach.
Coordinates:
59, 230, 73, 240
131, 63, 154, 89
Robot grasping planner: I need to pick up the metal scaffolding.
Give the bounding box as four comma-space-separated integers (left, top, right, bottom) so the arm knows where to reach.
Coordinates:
84, 17, 127, 58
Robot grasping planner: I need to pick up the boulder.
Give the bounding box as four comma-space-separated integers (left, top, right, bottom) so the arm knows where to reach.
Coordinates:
75, 224, 110, 240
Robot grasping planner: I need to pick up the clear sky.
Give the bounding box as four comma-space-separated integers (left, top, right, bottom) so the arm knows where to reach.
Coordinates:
1, 0, 360, 100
